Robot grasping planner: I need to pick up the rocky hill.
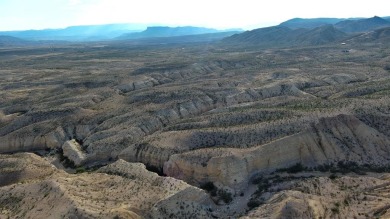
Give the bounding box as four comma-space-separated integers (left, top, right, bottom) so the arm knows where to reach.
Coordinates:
279, 18, 346, 29
222, 25, 346, 47
293, 25, 347, 45
0, 153, 215, 218
242, 175, 390, 218
335, 16, 390, 33
163, 114, 390, 191
224, 16, 390, 47
345, 27, 390, 43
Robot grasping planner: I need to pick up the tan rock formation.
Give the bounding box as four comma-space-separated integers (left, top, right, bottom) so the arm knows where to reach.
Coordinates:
62, 139, 87, 166
0, 154, 215, 219
164, 114, 390, 191
242, 175, 390, 219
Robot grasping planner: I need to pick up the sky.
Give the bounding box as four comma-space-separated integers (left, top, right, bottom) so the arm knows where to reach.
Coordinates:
0, 0, 389, 31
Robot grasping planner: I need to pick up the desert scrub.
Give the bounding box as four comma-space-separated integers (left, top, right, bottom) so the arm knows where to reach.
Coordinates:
276, 162, 307, 173
217, 190, 233, 204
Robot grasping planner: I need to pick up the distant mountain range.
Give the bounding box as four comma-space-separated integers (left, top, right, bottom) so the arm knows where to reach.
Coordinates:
0, 25, 241, 45
335, 16, 390, 33
280, 18, 349, 29
0, 35, 30, 46
116, 26, 240, 40
0, 16, 390, 47
223, 16, 390, 47
117, 31, 241, 45
223, 25, 347, 47
0, 24, 146, 41
280, 16, 390, 30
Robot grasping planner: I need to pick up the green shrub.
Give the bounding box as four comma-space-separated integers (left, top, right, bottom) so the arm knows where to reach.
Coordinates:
76, 167, 86, 173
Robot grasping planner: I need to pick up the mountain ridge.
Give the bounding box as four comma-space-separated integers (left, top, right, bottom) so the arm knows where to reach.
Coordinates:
223, 16, 390, 47
335, 16, 390, 33
0, 23, 146, 41
222, 25, 347, 47
0, 16, 389, 43
279, 18, 348, 29
116, 26, 240, 40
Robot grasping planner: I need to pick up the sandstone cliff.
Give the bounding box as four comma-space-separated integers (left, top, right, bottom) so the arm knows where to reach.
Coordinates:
164, 114, 390, 191
62, 139, 87, 166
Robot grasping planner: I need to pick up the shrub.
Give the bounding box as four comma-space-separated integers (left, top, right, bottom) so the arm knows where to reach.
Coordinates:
277, 163, 306, 173
247, 200, 262, 210
218, 190, 233, 204
329, 174, 338, 180
286, 163, 306, 173
331, 207, 340, 214
76, 167, 86, 173
200, 182, 216, 192
384, 64, 390, 72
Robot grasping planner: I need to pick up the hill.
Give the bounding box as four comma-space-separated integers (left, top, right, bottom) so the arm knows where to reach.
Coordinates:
117, 26, 225, 40
0, 153, 215, 218
222, 25, 346, 47
279, 18, 346, 29
222, 26, 301, 47
345, 27, 390, 43
0, 23, 145, 41
118, 31, 240, 45
293, 25, 347, 45
335, 16, 390, 33
0, 35, 31, 47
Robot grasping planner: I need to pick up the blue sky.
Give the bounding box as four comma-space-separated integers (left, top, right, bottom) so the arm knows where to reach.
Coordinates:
0, 0, 389, 31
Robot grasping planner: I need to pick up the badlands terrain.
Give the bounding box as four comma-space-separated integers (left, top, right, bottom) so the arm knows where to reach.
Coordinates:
1, 23, 390, 218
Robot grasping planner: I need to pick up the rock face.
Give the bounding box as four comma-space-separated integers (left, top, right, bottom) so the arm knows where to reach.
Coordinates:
62, 139, 87, 166
242, 175, 390, 219
164, 114, 390, 191
0, 123, 93, 154
119, 143, 180, 170
0, 154, 215, 219
98, 159, 215, 219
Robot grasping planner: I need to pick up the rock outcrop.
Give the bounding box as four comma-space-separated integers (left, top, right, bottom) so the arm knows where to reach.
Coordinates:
0, 154, 215, 219
164, 114, 390, 191
0, 123, 93, 154
242, 175, 390, 219
62, 139, 87, 166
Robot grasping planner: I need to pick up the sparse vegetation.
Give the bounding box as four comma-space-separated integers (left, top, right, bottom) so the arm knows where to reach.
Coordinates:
277, 163, 307, 173
1, 24, 390, 219
217, 190, 233, 204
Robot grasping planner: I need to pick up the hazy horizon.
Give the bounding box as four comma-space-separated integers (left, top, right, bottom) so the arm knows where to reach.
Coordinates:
1, 0, 390, 31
